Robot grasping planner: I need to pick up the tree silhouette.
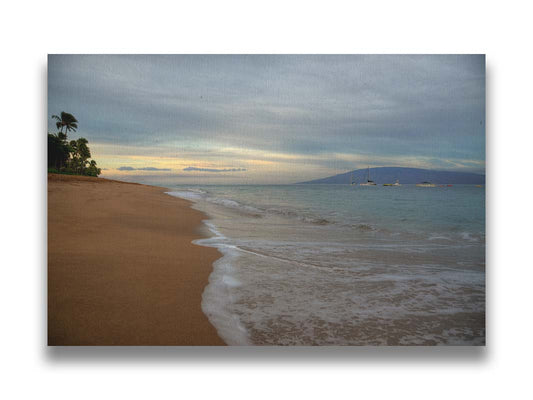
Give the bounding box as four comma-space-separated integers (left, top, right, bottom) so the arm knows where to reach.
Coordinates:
69, 138, 92, 174
47, 133, 70, 170
48, 112, 101, 176
52, 112, 78, 139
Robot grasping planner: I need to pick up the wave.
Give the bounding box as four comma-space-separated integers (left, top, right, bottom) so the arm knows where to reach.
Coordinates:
164, 187, 485, 345
192, 221, 251, 345
354, 223, 374, 231
166, 190, 483, 245
167, 190, 205, 201
166, 189, 331, 225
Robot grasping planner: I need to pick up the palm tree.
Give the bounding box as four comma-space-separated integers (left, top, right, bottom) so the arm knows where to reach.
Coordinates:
52, 112, 78, 139
69, 138, 91, 174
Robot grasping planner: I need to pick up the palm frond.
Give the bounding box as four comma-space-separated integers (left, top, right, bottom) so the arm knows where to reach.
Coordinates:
61, 112, 78, 124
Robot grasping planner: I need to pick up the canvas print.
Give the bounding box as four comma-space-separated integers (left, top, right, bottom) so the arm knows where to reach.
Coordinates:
47, 55, 485, 345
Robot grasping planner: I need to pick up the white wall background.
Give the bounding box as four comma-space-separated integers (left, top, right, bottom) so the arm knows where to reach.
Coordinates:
1, 1, 531, 399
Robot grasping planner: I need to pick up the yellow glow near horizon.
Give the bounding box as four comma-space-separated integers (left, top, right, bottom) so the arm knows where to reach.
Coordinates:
92, 141, 485, 184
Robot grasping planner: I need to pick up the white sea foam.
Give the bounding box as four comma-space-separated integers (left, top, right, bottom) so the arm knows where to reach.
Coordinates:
165, 186, 485, 345
428, 234, 452, 241
167, 190, 333, 225
166, 190, 204, 201
196, 245, 251, 345
193, 219, 251, 345
460, 231, 479, 242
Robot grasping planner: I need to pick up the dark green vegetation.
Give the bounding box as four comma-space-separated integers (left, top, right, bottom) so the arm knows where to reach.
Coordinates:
47, 112, 101, 177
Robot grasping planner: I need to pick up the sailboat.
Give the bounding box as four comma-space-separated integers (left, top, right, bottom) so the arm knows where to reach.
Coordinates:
384, 179, 401, 186
416, 181, 436, 187
359, 167, 377, 186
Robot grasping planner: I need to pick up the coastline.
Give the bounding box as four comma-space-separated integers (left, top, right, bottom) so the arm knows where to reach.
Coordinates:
47, 174, 225, 345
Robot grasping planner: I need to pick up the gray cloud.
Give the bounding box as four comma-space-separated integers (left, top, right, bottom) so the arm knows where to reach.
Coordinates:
183, 167, 246, 172
48, 55, 485, 180
117, 166, 171, 171
137, 167, 171, 171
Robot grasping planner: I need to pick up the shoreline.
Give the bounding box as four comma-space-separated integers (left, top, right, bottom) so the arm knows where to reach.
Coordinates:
47, 174, 225, 345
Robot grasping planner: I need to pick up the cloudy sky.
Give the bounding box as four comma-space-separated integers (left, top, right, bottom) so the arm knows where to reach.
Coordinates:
48, 55, 485, 184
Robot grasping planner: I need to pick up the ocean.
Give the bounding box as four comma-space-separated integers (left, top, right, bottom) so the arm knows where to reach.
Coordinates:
166, 184, 485, 345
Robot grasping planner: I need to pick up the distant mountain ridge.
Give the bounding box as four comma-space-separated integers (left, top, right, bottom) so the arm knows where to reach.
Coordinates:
298, 167, 485, 184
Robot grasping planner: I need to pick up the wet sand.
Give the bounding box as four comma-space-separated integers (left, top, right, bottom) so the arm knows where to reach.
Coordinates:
47, 174, 225, 345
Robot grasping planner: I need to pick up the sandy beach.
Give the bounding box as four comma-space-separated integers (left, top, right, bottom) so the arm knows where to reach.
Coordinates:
47, 174, 225, 345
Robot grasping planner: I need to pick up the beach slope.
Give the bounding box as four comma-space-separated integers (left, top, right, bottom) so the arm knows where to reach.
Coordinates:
47, 174, 224, 345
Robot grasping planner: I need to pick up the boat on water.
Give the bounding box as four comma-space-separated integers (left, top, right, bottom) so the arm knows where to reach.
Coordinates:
416, 181, 436, 187
350, 172, 356, 185
359, 167, 377, 186
383, 179, 401, 186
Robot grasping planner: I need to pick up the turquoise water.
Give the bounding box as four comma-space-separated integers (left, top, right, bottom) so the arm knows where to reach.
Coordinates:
167, 184, 485, 345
